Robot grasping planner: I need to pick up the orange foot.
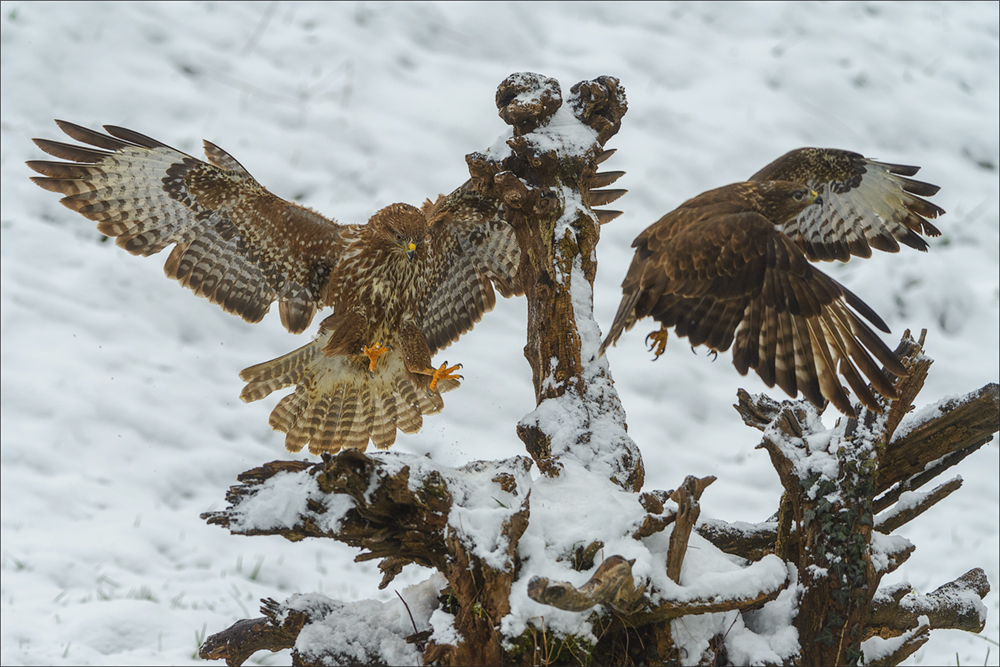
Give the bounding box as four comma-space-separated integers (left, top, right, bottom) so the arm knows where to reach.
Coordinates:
362, 341, 393, 376
645, 326, 669, 359
428, 361, 463, 392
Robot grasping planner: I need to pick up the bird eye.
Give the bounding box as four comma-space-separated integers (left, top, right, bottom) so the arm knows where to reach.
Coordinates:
394, 233, 404, 242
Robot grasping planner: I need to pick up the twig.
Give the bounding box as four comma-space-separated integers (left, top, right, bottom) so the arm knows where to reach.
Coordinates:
395, 590, 419, 636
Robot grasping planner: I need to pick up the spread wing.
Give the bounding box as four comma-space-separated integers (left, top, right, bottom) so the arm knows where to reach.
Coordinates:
27, 120, 350, 334
602, 204, 906, 416
418, 180, 523, 354
749, 148, 944, 262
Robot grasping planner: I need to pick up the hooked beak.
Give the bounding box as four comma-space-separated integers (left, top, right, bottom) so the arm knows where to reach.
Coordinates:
406, 242, 417, 262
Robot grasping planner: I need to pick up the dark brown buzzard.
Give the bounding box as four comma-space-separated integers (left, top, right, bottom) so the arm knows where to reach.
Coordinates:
28, 121, 521, 453
600, 148, 944, 416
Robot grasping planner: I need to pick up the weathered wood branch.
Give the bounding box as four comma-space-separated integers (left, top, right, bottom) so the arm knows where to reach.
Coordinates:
877, 382, 998, 494
882, 329, 933, 441
198, 597, 343, 667
874, 477, 962, 533
872, 534, 916, 577
666, 475, 714, 583
695, 517, 918, 575
203, 451, 458, 578
863, 624, 932, 667
867, 568, 990, 638
695, 518, 779, 562
199, 612, 300, 666
527, 555, 645, 613
734, 389, 812, 433
202, 593, 439, 667
630, 490, 677, 539
631, 511, 676, 540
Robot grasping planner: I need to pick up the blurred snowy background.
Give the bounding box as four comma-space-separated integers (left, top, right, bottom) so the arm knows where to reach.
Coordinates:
1, 2, 997, 664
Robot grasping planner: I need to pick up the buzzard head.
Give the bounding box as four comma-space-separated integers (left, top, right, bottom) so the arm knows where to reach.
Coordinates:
754, 181, 819, 223
369, 203, 429, 263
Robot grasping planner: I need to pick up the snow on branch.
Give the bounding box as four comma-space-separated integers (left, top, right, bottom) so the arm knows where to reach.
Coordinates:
868, 568, 990, 638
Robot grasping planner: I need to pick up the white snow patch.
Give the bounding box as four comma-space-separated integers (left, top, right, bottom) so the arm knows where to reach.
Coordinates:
429, 609, 460, 646
871, 531, 915, 573
288, 573, 446, 666
525, 104, 600, 159
229, 471, 322, 533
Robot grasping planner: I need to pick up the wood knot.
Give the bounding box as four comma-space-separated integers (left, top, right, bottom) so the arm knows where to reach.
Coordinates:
496, 72, 562, 135
465, 151, 502, 197
491, 472, 518, 494
568, 76, 628, 145
533, 190, 560, 216
494, 171, 529, 209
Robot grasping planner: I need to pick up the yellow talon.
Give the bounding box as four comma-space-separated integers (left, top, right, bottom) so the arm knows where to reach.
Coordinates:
645, 326, 669, 359
429, 361, 463, 392
363, 341, 393, 374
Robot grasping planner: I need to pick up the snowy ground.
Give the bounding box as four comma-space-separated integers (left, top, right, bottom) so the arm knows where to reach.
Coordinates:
1, 2, 997, 665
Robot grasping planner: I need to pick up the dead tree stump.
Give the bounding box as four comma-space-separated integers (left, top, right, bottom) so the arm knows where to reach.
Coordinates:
198, 75, 997, 667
